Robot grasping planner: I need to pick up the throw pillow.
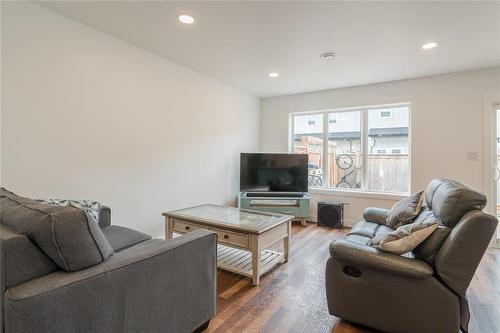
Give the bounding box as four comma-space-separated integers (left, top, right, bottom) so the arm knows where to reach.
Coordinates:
35, 199, 101, 223
412, 208, 451, 263
370, 218, 438, 254
1, 196, 113, 271
386, 191, 424, 228
0, 187, 19, 198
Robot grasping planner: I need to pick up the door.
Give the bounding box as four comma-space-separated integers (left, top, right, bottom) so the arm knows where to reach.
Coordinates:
494, 106, 500, 246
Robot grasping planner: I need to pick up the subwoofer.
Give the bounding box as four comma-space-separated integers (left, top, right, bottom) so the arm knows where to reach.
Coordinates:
317, 201, 344, 228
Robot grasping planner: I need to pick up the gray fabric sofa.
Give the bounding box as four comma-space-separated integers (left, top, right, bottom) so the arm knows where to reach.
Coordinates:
326, 179, 498, 333
1, 190, 217, 333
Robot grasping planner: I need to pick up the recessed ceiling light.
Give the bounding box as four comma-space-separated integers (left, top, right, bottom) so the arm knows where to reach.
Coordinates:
321, 52, 336, 61
178, 15, 194, 24
422, 42, 438, 50
268, 72, 279, 78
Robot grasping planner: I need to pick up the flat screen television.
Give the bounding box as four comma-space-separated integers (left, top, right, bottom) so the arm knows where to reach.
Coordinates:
240, 153, 308, 193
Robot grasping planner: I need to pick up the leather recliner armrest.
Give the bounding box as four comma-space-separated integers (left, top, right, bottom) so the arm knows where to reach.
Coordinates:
329, 239, 433, 279
362, 207, 389, 225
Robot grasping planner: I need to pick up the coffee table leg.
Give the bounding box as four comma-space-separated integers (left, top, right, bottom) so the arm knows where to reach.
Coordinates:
250, 235, 260, 286
165, 217, 173, 240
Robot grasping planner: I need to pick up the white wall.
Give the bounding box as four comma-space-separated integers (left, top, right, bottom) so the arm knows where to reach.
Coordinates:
1, 2, 260, 237
261, 68, 500, 225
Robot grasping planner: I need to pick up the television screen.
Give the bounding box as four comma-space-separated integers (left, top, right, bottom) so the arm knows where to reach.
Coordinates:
240, 153, 308, 193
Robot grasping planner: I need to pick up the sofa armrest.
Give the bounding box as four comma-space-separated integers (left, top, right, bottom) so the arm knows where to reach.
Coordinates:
329, 239, 433, 279
98, 205, 111, 228
362, 207, 389, 225
4, 229, 217, 333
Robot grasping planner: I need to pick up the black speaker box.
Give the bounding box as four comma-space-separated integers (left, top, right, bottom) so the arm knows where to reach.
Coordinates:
317, 201, 344, 228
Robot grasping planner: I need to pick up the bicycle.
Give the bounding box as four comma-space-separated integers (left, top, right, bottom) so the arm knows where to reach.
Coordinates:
335, 154, 361, 188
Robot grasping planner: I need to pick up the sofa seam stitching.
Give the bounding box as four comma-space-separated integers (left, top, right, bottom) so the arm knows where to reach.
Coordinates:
50, 215, 71, 271
447, 188, 465, 226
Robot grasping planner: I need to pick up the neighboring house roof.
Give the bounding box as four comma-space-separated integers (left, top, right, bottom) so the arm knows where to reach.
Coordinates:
368, 127, 408, 137
294, 127, 408, 140
329, 131, 361, 140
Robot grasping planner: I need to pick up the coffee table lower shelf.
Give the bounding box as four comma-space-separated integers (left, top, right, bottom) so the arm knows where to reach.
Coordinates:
217, 244, 284, 278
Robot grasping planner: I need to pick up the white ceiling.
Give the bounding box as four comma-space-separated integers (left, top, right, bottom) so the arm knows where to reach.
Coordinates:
37, 1, 500, 97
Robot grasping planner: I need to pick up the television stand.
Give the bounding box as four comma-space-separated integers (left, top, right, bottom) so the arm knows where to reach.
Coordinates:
239, 192, 310, 226
245, 192, 304, 198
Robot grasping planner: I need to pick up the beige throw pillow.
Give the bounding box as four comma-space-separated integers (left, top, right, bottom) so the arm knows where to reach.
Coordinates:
370, 219, 438, 254
386, 191, 424, 228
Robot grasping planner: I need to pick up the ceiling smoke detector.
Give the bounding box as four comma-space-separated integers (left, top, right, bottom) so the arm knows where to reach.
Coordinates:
321, 52, 336, 61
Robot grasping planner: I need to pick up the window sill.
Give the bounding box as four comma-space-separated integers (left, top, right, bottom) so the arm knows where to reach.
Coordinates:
308, 188, 407, 200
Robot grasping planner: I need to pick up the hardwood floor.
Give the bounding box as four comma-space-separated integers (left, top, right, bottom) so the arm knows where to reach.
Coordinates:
205, 222, 500, 333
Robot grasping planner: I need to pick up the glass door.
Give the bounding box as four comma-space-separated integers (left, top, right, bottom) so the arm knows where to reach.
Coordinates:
494, 106, 500, 245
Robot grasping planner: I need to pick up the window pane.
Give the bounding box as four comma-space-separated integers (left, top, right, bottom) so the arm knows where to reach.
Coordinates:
328, 111, 362, 189
367, 106, 409, 193
293, 114, 324, 187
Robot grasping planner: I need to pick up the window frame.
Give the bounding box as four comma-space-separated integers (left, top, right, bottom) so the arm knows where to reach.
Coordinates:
289, 102, 411, 196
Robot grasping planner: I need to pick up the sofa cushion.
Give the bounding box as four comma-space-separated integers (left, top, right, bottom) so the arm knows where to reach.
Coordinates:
412, 208, 452, 264
370, 218, 438, 254
386, 191, 424, 228
345, 234, 371, 245
424, 179, 487, 227
0, 224, 57, 288
1, 196, 113, 272
413, 226, 451, 264
374, 224, 394, 237
362, 207, 390, 225
98, 206, 112, 228
101, 225, 152, 252
348, 221, 380, 238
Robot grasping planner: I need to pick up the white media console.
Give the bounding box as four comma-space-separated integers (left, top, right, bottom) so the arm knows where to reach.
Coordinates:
238, 192, 310, 226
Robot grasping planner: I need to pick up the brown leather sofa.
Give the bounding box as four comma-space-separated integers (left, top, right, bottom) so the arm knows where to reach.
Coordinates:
325, 179, 498, 333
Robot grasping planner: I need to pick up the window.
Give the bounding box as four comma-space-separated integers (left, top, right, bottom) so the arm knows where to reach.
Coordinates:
291, 104, 410, 193
328, 111, 362, 189
367, 106, 409, 192
292, 113, 324, 186
379, 110, 392, 118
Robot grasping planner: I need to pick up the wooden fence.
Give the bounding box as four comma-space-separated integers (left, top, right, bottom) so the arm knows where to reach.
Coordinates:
294, 137, 408, 192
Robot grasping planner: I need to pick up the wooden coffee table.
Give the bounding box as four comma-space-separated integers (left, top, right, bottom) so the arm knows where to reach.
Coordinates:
163, 204, 293, 285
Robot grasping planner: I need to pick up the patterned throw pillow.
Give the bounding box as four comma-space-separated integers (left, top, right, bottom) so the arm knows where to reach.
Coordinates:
370, 218, 438, 254
386, 191, 424, 228
35, 199, 101, 223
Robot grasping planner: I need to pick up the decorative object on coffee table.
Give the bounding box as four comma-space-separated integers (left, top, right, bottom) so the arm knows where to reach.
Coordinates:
163, 204, 293, 285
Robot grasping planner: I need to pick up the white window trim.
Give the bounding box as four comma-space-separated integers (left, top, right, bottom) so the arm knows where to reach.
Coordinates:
289, 102, 411, 195
309, 187, 407, 200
